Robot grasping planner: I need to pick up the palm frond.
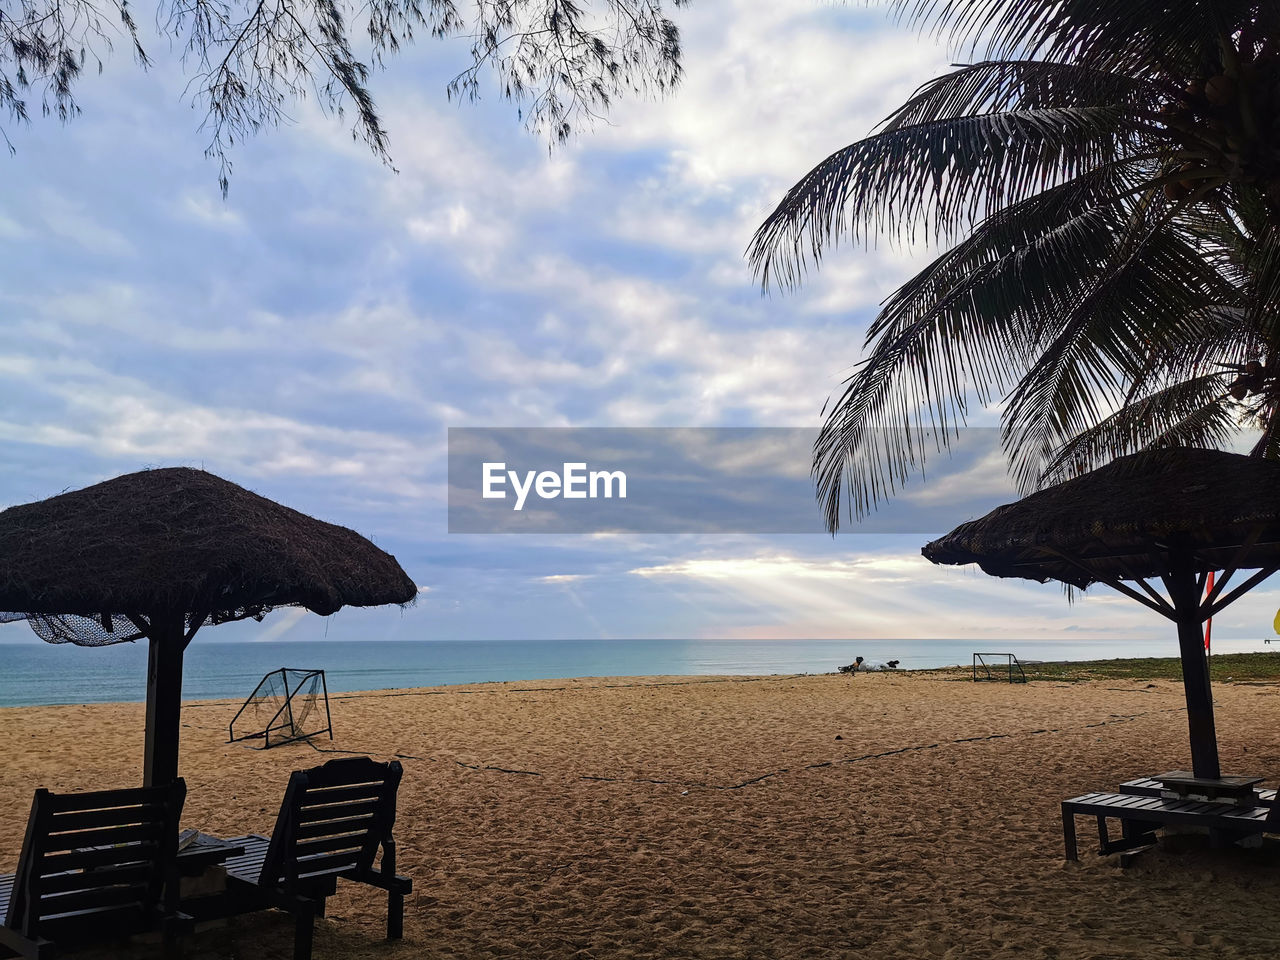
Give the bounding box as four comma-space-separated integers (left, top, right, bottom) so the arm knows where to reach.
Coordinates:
1242, 225, 1280, 345
893, 0, 1259, 74
760, 1, 1280, 531
1035, 374, 1237, 487
810, 164, 1234, 528
750, 104, 1137, 291
883, 59, 1158, 132
1002, 217, 1234, 490
869, 161, 1147, 347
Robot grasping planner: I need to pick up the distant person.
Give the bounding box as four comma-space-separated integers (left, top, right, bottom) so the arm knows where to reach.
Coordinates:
856, 659, 901, 672
838, 656, 864, 676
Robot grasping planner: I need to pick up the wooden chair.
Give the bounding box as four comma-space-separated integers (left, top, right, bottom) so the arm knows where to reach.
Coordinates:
0, 780, 188, 959
198, 757, 411, 960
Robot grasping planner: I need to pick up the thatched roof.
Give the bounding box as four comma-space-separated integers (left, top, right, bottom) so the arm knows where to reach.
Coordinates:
0, 467, 418, 620
922, 449, 1280, 588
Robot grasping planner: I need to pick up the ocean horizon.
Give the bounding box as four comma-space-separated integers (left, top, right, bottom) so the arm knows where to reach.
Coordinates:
0, 636, 1274, 708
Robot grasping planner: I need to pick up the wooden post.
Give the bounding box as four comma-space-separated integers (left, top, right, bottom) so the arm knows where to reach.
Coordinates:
1166, 559, 1221, 781
144, 611, 186, 787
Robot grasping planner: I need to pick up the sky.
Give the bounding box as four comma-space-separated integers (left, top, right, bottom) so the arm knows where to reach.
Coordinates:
3, 0, 1279, 647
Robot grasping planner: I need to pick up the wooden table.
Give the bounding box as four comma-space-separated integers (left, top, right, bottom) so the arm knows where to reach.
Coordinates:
177, 831, 246, 874
1154, 770, 1265, 804
1120, 776, 1276, 803
176, 831, 246, 900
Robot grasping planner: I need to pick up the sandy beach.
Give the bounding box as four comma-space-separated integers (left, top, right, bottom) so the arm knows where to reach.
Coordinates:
3, 672, 1280, 959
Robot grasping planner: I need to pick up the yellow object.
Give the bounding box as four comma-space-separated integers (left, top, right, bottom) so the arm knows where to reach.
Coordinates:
1273, 609, 1280, 636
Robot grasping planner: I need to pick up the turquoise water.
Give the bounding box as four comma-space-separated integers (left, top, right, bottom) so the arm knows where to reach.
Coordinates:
0, 636, 1273, 707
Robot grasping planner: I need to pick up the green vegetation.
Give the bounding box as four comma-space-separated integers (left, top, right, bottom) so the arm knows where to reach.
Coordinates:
922, 652, 1280, 683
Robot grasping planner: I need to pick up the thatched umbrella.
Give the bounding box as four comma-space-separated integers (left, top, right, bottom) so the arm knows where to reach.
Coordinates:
0, 467, 417, 785
923, 448, 1280, 781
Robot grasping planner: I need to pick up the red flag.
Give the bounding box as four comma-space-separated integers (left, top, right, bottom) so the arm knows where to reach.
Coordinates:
1203, 570, 1214, 654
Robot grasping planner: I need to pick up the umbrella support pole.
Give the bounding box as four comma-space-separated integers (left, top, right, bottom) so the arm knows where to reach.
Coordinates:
1167, 565, 1221, 781
144, 613, 187, 787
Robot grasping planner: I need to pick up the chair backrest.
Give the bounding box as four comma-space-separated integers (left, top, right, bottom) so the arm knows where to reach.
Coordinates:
259, 757, 403, 889
5, 780, 186, 940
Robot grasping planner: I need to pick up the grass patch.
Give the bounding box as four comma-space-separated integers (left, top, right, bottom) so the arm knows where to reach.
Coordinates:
918, 651, 1280, 683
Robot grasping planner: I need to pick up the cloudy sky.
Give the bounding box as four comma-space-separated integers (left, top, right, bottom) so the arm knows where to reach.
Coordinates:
4, 0, 1278, 648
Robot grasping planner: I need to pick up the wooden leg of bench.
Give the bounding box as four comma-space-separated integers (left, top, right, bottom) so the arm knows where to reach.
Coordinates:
388, 889, 404, 940
1062, 807, 1078, 861
293, 905, 315, 960
1121, 819, 1158, 848
1096, 818, 1159, 856
0, 928, 52, 960
162, 914, 188, 960
1095, 815, 1110, 855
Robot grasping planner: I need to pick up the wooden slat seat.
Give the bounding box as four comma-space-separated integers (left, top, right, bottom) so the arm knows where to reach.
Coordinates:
0, 879, 13, 933
0, 780, 187, 960
1062, 789, 1280, 860
192, 758, 411, 960
219, 835, 270, 881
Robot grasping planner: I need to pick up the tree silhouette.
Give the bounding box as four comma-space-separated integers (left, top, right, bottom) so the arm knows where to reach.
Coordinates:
1, 0, 684, 192
750, 1, 1280, 532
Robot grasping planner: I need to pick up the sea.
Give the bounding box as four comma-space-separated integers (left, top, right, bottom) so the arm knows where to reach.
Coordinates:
0, 636, 1274, 708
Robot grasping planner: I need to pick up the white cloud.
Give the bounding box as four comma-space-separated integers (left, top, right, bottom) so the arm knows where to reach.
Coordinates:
599, 1, 951, 187
36, 187, 137, 257
178, 192, 246, 230
628, 548, 1169, 640
0, 352, 437, 498
251, 606, 309, 642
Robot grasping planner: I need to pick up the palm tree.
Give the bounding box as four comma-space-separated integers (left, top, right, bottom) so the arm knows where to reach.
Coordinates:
749, 1, 1280, 532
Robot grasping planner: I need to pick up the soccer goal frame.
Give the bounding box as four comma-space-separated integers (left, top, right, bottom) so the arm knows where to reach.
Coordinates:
228, 667, 334, 748
972, 653, 1027, 684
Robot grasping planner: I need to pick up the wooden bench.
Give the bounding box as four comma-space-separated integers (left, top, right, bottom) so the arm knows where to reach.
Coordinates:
0, 781, 187, 959
189, 757, 411, 960
1062, 789, 1280, 860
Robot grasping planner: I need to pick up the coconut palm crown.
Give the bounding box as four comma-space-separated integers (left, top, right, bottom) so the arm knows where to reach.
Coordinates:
749, 0, 1280, 532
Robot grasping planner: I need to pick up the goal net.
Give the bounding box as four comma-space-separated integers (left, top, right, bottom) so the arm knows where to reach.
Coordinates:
229, 668, 333, 747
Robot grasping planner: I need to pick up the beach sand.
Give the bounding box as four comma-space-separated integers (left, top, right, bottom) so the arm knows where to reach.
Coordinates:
3, 672, 1280, 958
